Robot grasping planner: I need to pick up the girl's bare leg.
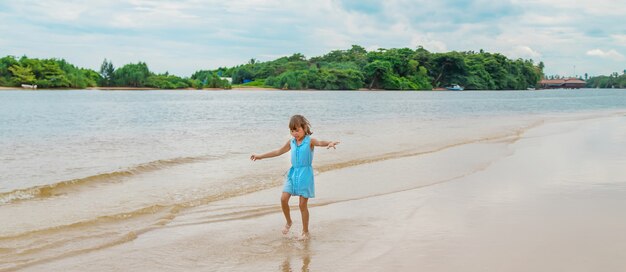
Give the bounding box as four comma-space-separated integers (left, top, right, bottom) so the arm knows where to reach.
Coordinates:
281, 192, 292, 234
299, 196, 309, 238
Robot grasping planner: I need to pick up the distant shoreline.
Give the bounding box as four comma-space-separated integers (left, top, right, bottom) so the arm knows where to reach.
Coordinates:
89, 86, 286, 91
0, 86, 383, 91
1, 86, 616, 92
0, 86, 282, 91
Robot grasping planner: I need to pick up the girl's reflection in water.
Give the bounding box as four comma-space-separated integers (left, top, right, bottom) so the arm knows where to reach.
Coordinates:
279, 240, 311, 272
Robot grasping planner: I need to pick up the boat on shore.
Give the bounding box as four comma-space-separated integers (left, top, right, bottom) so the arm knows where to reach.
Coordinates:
446, 84, 464, 91
21, 84, 38, 89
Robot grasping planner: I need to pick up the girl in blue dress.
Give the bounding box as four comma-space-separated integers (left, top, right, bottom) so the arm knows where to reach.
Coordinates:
251, 115, 339, 240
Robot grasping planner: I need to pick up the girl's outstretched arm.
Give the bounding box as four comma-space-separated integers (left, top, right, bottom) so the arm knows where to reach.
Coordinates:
250, 140, 291, 161
311, 138, 340, 149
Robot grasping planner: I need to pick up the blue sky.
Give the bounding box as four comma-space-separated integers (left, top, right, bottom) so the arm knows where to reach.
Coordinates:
1, 0, 624, 77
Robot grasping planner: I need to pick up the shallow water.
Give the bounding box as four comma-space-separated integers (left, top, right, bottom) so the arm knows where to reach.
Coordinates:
17, 114, 626, 272
1, 89, 626, 270
2, 89, 626, 193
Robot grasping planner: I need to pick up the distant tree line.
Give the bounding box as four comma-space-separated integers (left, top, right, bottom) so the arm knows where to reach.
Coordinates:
586, 71, 626, 88
0, 56, 229, 89
221, 46, 542, 90
0, 45, 544, 90
97, 59, 229, 89
0, 56, 99, 88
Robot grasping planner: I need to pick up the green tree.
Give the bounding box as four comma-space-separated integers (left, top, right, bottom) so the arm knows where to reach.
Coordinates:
190, 45, 542, 91
231, 66, 254, 84
99, 59, 115, 86
8, 65, 36, 84
190, 70, 231, 89
113, 62, 151, 87
428, 52, 467, 88
363, 60, 393, 89
34, 60, 71, 87
538, 61, 545, 76
0, 56, 19, 85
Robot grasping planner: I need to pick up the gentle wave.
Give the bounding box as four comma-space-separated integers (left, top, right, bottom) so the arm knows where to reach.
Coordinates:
0, 171, 285, 271
167, 159, 501, 229
6, 113, 614, 271
2, 119, 546, 237
0, 155, 219, 205
316, 119, 544, 173
0, 204, 172, 271
3, 114, 619, 270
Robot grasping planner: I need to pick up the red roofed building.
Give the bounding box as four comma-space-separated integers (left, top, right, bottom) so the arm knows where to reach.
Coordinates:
539, 78, 586, 89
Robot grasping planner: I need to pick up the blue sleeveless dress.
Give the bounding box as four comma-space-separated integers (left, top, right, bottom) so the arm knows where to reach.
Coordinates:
283, 135, 315, 198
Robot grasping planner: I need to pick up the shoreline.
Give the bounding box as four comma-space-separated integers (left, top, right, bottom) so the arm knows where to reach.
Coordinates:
0, 86, 388, 91
0, 86, 283, 91
3, 86, 590, 91
16, 114, 626, 271
3, 85, 620, 92
88, 86, 283, 91
1, 86, 380, 91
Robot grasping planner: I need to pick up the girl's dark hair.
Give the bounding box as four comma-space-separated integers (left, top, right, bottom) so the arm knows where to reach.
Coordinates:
289, 115, 313, 135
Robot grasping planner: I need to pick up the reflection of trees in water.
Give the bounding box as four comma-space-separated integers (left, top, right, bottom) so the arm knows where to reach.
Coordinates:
279, 240, 311, 272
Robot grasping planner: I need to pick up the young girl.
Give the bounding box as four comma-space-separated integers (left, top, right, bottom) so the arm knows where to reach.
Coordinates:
250, 115, 339, 240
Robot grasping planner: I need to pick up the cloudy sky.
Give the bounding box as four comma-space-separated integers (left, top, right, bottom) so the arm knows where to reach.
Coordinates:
1, 0, 624, 77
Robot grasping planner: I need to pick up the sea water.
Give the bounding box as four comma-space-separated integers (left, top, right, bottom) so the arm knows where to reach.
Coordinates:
1, 89, 625, 270
2, 89, 625, 194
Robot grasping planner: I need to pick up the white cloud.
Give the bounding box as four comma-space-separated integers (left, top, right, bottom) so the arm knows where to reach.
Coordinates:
586, 49, 625, 60
1, 0, 625, 76
527, 0, 626, 16
14, 1, 90, 22
509, 45, 542, 59
310, 28, 353, 49
410, 35, 447, 52
612, 34, 626, 46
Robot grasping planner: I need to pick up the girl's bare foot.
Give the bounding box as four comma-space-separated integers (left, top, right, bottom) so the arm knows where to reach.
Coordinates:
282, 223, 292, 235
298, 232, 310, 241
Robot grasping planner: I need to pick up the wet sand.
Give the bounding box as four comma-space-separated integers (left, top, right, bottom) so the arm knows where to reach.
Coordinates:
14, 114, 626, 271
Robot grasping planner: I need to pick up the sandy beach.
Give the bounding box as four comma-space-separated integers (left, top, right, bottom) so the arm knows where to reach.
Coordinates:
7, 112, 624, 271
0, 87, 21, 90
